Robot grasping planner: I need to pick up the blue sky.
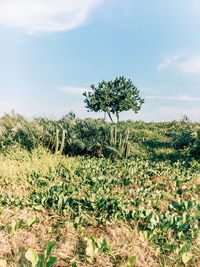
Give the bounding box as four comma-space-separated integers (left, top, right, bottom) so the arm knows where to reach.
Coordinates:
0, 0, 200, 121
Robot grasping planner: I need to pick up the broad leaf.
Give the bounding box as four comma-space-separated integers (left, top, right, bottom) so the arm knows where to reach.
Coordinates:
38, 254, 45, 267
46, 257, 57, 267
45, 241, 56, 257
182, 253, 193, 265
25, 248, 39, 266
171, 201, 180, 210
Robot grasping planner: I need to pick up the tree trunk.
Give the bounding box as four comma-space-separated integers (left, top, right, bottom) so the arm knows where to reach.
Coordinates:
116, 112, 119, 123
107, 112, 113, 123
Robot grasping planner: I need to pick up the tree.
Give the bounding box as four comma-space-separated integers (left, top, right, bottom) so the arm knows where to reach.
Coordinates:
83, 76, 144, 123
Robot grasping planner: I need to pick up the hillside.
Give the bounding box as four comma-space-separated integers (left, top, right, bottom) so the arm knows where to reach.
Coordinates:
0, 113, 199, 266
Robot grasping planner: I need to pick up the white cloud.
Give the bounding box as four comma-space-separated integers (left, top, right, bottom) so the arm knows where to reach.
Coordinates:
0, 0, 103, 33
157, 54, 185, 71
57, 86, 91, 95
158, 53, 200, 75
146, 95, 200, 102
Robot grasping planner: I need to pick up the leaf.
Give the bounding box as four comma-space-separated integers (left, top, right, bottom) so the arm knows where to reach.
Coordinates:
46, 257, 57, 267
58, 195, 64, 209
121, 255, 137, 267
26, 216, 37, 227
178, 223, 190, 232
164, 243, 176, 252
68, 185, 75, 193
45, 241, 56, 257
178, 243, 191, 256
38, 254, 45, 267
186, 201, 193, 210
0, 260, 7, 267
85, 238, 98, 260
171, 201, 180, 210
25, 248, 39, 267
128, 256, 137, 266
11, 220, 17, 232
71, 263, 78, 267
182, 253, 193, 265
85, 240, 94, 257
100, 238, 110, 253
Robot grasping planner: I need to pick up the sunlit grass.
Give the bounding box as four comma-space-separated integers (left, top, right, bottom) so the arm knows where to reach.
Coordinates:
0, 145, 199, 266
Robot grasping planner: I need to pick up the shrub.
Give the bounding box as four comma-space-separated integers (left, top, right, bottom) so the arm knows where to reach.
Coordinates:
171, 129, 194, 149
189, 128, 200, 158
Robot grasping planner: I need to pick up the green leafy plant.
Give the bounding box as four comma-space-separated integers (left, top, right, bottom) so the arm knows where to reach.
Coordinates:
84, 236, 110, 263
25, 241, 57, 267
121, 256, 137, 267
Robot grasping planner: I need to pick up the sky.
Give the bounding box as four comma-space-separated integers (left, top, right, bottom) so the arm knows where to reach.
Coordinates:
0, 0, 200, 122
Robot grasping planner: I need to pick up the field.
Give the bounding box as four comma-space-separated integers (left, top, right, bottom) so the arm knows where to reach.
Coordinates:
0, 113, 199, 266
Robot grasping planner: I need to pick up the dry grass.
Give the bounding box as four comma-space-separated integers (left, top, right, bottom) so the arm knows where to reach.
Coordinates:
0, 207, 77, 266
0, 207, 160, 267
106, 223, 158, 267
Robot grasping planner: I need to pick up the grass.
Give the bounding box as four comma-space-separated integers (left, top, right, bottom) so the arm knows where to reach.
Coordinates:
0, 144, 199, 266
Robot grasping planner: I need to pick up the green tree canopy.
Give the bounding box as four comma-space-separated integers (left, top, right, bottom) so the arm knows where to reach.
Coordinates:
83, 76, 144, 122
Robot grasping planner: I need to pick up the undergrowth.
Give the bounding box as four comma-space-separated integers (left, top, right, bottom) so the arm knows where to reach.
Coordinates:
0, 114, 199, 266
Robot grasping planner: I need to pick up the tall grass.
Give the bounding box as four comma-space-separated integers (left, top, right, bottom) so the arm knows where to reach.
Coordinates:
0, 111, 199, 160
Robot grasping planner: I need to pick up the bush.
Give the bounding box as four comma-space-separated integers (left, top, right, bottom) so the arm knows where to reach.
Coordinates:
0, 112, 199, 160
172, 130, 194, 149
189, 128, 200, 159
13, 122, 43, 151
